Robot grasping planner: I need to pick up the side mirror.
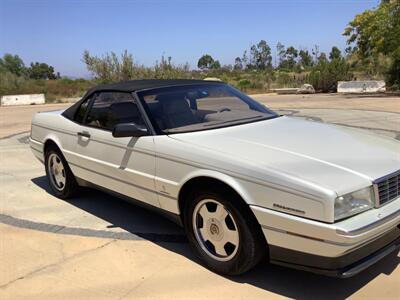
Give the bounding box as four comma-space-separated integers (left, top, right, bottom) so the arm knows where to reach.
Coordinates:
112, 123, 148, 138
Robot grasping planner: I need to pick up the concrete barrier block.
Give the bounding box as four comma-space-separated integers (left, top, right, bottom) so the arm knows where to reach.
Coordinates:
0, 94, 46, 106
272, 88, 299, 94
337, 81, 386, 93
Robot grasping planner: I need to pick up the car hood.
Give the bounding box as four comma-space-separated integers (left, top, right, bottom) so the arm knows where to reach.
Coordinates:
171, 116, 400, 195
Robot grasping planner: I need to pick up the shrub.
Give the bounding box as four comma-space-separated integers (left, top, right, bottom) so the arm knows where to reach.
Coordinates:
308, 59, 353, 92
237, 79, 251, 91
386, 54, 400, 88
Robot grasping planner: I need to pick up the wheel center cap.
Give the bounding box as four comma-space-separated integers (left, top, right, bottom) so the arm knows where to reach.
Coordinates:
207, 218, 223, 241
210, 223, 219, 235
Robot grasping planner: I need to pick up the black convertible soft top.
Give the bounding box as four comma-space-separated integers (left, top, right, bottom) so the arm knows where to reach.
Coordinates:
63, 79, 223, 120
86, 79, 220, 94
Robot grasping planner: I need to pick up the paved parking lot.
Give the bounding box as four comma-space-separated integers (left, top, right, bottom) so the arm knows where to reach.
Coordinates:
253, 93, 400, 113
0, 94, 399, 299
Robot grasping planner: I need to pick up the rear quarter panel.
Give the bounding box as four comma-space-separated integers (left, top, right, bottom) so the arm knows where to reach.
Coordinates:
31, 110, 80, 163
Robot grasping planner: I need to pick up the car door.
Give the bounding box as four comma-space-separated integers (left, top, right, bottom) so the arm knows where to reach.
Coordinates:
71, 91, 159, 208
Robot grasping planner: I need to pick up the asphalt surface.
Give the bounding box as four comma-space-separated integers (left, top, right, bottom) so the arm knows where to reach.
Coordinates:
1, 95, 400, 299
276, 108, 400, 140
253, 93, 400, 114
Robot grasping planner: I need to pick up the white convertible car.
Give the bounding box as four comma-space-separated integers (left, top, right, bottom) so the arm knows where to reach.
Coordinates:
30, 80, 400, 277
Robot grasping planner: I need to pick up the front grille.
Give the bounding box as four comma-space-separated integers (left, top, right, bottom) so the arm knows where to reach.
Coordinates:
375, 171, 400, 206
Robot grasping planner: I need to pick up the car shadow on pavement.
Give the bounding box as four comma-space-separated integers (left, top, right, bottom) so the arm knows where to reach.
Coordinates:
31, 175, 400, 299
225, 252, 399, 299
163, 240, 399, 299
31, 176, 186, 242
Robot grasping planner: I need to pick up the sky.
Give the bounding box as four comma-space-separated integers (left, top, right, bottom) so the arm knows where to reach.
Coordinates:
0, 0, 380, 78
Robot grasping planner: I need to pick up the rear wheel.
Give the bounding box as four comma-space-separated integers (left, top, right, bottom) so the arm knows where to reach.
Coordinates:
184, 187, 265, 275
45, 146, 78, 199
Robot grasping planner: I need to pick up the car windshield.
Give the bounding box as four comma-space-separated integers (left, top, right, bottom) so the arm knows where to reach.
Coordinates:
138, 83, 279, 134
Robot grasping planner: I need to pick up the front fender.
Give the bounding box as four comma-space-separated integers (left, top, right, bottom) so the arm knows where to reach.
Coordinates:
176, 168, 329, 222
178, 169, 253, 207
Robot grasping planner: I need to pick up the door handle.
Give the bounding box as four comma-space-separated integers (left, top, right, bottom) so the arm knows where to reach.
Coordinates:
77, 132, 91, 138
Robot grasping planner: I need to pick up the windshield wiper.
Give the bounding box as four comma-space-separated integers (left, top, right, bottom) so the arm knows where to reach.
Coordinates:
203, 114, 268, 127
163, 114, 279, 134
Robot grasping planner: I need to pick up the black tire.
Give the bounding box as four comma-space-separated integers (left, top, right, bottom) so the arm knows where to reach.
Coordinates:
45, 145, 79, 199
184, 185, 266, 275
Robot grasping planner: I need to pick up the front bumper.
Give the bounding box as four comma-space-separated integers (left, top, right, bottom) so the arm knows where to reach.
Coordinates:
251, 199, 400, 277
269, 226, 400, 278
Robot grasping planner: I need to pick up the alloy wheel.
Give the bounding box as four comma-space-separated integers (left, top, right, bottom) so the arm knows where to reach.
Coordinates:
192, 199, 240, 261
48, 153, 66, 191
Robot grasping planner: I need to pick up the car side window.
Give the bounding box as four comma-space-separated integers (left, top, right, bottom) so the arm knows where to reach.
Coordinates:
85, 92, 145, 131
74, 97, 91, 124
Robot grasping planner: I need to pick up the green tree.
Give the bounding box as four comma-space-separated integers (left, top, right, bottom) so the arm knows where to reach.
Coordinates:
197, 54, 215, 70
249, 40, 272, 70
343, 0, 400, 86
312, 45, 320, 64
276, 42, 286, 67
318, 52, 328, 64
299, 49, 313, 69
28, 62, 58, 79
154, 55, 191, 79
234, 57, 243, 70
210, 60, 221, 69
83, 50, 137, 82
345, 46, 354, 57
282, 46, 298, 70
0, 54, 26, 76
241, 50, 249, 69
329, 46, 342, 60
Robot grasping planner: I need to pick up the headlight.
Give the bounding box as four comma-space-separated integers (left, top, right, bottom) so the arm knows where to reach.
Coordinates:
334, 186, 374, 221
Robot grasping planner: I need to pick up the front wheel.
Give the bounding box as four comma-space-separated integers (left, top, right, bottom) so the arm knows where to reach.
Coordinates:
184, 187, 265, 275
45, 146, 78, 199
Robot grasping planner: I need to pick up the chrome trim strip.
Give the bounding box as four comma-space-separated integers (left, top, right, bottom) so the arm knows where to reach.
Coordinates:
68, 162, 177, 201
263, 219, 400, 249
260, 224, 351, 246
336, 208, 400, 236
